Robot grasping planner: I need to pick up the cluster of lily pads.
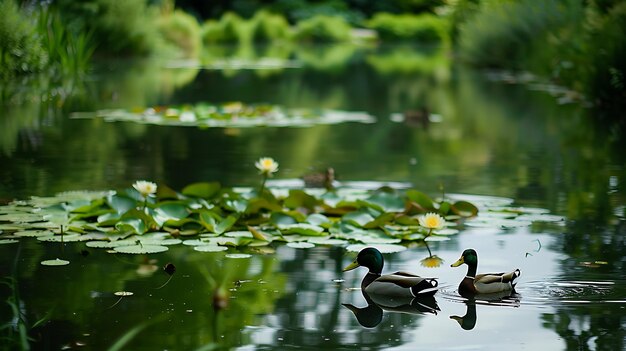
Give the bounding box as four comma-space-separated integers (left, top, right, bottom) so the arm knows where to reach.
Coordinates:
71, 101, 376, 128
0, 157, 567, 266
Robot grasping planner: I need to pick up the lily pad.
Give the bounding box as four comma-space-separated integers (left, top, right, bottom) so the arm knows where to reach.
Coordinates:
114, 245, 169, 254
0, 239, 19, 244
345, 244, 407, 253
225, 253, 252, 259
194, 245, 228, 252
286, 242, 315, 249
41, 258, 70, 266
86, 240, 138, 248
37, 234, 85, 242
278, 224, 325, 236
14, 230, 54, 237
0, 213, 44, 222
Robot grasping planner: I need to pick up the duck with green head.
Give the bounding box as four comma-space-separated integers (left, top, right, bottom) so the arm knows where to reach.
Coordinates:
451, 248, 520, 297
343, 247, 438, 297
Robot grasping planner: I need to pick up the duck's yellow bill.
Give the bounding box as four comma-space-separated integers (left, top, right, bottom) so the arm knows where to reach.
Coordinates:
450, 256, 464, 267
343, 260, 360, 272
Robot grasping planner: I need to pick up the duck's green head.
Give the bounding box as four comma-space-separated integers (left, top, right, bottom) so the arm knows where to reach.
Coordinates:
343, 247, 384, 274
451, 248, 478, 268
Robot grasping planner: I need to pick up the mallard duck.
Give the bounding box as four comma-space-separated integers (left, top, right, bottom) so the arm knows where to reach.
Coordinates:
450, 248, 520, 297
343, 247, 438, 297
302, 167, 336, 190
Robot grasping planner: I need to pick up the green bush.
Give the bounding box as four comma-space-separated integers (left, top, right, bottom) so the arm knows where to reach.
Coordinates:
293, 15, 352, 43
201, 12, 246, 45
0, 0, 47, 79
158, 10, 202, 58
249, 11, 291, 43
586, 2, 626, 112
52, 0, 160, 56
366, 13, 449, 44
458, 0, 578, 68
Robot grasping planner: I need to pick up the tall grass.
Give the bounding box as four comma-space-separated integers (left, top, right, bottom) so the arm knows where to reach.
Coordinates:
38, 7, 95, 76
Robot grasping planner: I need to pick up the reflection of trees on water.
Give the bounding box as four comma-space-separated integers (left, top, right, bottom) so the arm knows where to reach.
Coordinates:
542, 305, 625, 351
541, 220, 626, 350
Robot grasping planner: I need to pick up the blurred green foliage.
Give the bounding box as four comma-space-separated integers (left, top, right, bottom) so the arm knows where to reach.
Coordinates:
157, 9, 202, 58
202, 12, 246, 45
454, 0, 625, 126
51, 0, 161, 57
293, 15, 353, 43
0, 0, 47, 79
249, 10, 291, 43
367, 13, 449, 45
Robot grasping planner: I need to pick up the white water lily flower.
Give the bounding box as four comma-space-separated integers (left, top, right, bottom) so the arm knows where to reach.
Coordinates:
418, 212, 446, 230
255, 157, 279, 176
133, 180, 158, 197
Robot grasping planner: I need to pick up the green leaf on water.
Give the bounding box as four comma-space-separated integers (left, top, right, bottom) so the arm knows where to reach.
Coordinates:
114, 245, 169, 254
406, 190, 435, 211
364, 192, 405, 212
451, 201, 479, 217
41, 258, 70, 266
214, 215, 239, 234
182, 182, 221, 198
343, 210, 376, 228
278, 223, 325, 236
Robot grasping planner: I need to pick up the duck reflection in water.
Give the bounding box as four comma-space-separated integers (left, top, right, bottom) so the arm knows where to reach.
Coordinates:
342, 247, 440, 327
343, 290, 440, 328
450, 292, 521, 331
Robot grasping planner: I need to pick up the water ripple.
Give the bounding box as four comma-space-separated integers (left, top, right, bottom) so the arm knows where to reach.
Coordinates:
516, 279, 626, 306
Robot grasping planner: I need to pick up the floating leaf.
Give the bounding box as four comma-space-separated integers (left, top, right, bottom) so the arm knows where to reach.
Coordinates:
14, 230, 54, 237
194, 245, 228, 252
406, 190, 436, 211
364, 192, 405, 212
284, 190, 319, 210
343, 210, 376, 228
214, 215, 239, 234
0, 213, 43, 222
37, 234, 85, 242
154, 202, 189, 221
364, 212, 395, 229
306, 213, 331, 227
305, 237, 347, 245
0, 239, 19, 244
86, 240, 137, 248
247, 226, 269, 241
114, 245, 169, 254
345, 244, 407, 253
41, 258, 70, 266
278, 223, 325, 236
225, 253, 252, 259
182, 182, 221, 198
343, 229, 401, 244
451, 201, 479, 217
286, 242, 315, 249
107, 194, 137, 214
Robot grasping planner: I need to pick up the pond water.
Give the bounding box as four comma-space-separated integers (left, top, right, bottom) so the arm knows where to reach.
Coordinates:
1, 45, 625, 350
